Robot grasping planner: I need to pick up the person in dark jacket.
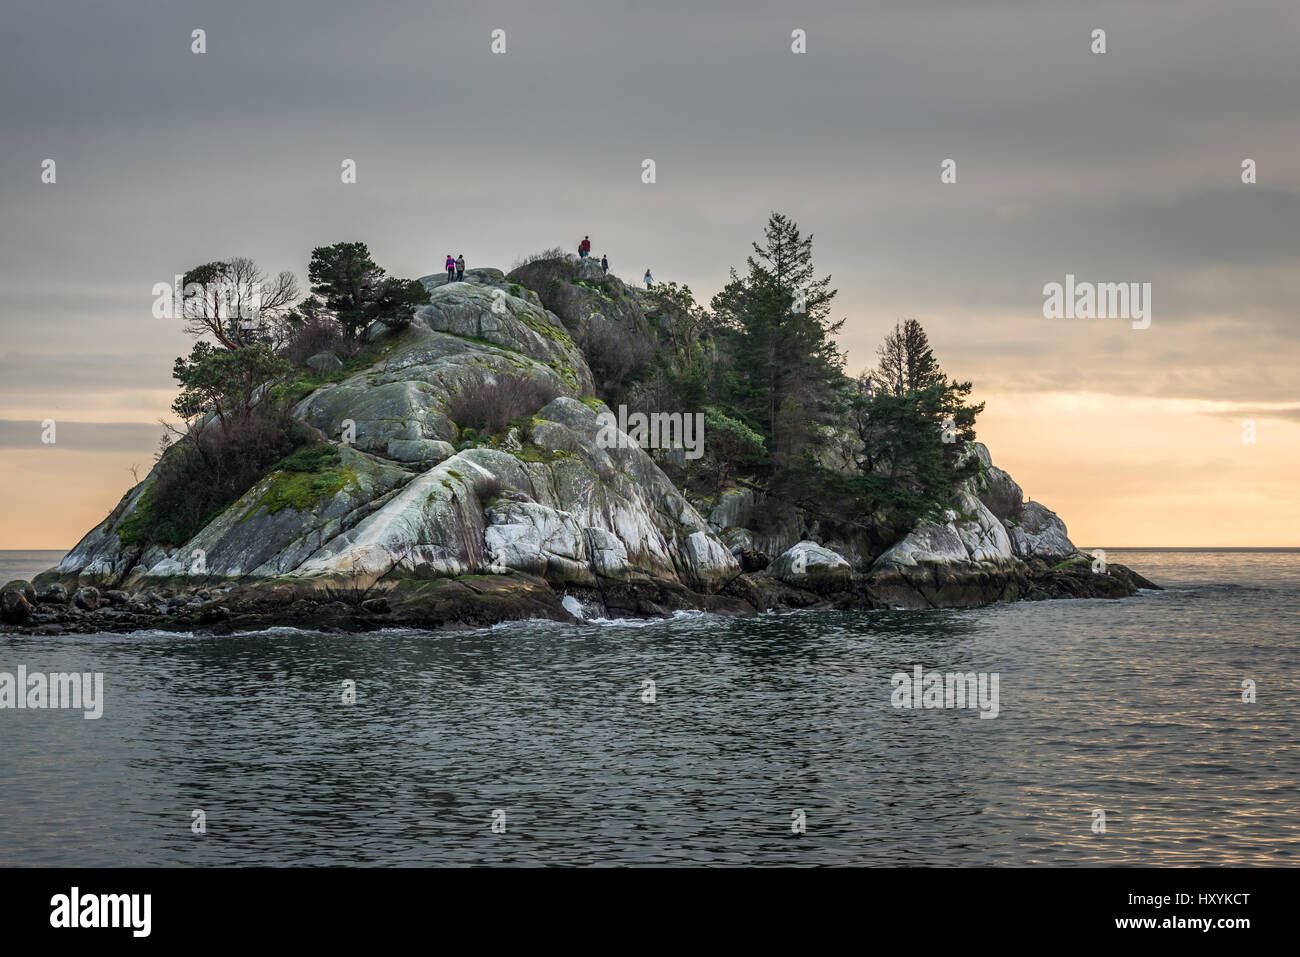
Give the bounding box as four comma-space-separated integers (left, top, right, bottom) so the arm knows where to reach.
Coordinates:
600, 254, 608, 275
445, 254, 456, 282
455, 255, 465, 281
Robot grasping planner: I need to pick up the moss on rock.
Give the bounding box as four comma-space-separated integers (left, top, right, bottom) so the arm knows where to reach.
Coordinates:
252, 443, 357, 516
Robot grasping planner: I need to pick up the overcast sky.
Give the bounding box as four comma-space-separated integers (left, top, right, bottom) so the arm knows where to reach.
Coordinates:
2, 0, 1297, 548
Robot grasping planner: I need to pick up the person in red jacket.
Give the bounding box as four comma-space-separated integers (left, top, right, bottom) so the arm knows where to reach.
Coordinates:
445, 254, 456, 282
578, 236, 591, 258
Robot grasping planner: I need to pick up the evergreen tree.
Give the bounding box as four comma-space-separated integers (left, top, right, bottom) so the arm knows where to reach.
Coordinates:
844, 319, 985, 554
171, 341, 291, 428
871, 318, 946, 396
711, 212, 844, 463
307, 241, 429, 339
307, 242, 380, 338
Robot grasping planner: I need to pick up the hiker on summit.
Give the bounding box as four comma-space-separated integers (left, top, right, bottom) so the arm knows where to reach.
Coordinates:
445, 254, 456, 282
600, 254, 608, 275
644, 268, 653, 289
578, 236, 591, 258
455, 254, 465, 281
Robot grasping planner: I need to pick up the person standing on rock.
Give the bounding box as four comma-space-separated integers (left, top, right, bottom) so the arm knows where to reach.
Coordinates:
644, 268, 653, 289
579, 236, 591, 259
445, 254, 456, 282
600, 254, 608, 275
455, 254, 465, 281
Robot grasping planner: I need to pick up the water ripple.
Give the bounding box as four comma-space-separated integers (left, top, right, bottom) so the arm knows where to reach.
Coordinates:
0, 549, 1297, 865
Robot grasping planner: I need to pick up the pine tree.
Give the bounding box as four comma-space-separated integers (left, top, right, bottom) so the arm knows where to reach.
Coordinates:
844, 320, 985, 555
307, 242, 429, 340
871, 318, 946, 396
711, 212, 844, 462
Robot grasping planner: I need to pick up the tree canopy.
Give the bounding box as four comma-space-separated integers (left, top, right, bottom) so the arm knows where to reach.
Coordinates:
180, 257, 298, 349
307, 241, 428, 339
870, 318, 946, 396
711, 212, 844, 464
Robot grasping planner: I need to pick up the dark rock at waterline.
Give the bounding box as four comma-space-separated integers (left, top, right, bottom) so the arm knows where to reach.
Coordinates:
866, 561, 1027, 610
1, 585, 33, 624
2, 579, 38, 623
3, 579, 36, 603
1025, 555, 1160, 599
36, 582, 68, 603
1, 554, 1160, 636
735, 549, 772, 573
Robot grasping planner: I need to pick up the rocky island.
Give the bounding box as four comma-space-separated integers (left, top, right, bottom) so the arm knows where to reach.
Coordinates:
2, 225, 1157, 635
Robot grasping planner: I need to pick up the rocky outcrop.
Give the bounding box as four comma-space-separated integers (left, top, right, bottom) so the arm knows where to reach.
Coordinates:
505, 256, 650, 337
306, 352, 343, 376
973, 445, 1024, 522
1006, 501, 1075, 560
35, 582, 68, 603
876, 448, 1033, 572
708, 487, 755, 532
293, 280, 592, 461
864, 442, 1154, 609
966, 442, 1076, 562
280, 397, 738, 596
9, 267, 1155, 636
72, 586, 101, 610
874, 521, 970, 568
769, 541, 853, 592
144, 445, 414, 580
23, 267, 740, 632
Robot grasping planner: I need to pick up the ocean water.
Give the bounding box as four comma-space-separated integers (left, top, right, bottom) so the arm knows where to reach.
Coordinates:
1, 549, 1296, 866
0, 551, 65, 586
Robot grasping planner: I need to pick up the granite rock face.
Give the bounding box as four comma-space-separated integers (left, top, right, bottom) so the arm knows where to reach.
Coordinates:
864, 443, 1094, 608
293, 276, 594, 461
876, 444, 1076, 570
287, 397, 739, 595
40, 267, 738, 627
769, 541, 853, 592
506, 256, 650, 336
1005, 501, 1076, 560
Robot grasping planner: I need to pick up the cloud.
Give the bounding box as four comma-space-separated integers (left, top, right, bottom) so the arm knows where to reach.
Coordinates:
0, 419, 162, 452
1, 0, 1297, 546
1206, 405, 1300, 423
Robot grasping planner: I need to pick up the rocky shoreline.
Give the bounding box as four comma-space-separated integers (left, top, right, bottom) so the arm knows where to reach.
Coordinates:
2, 551, 1158, 636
